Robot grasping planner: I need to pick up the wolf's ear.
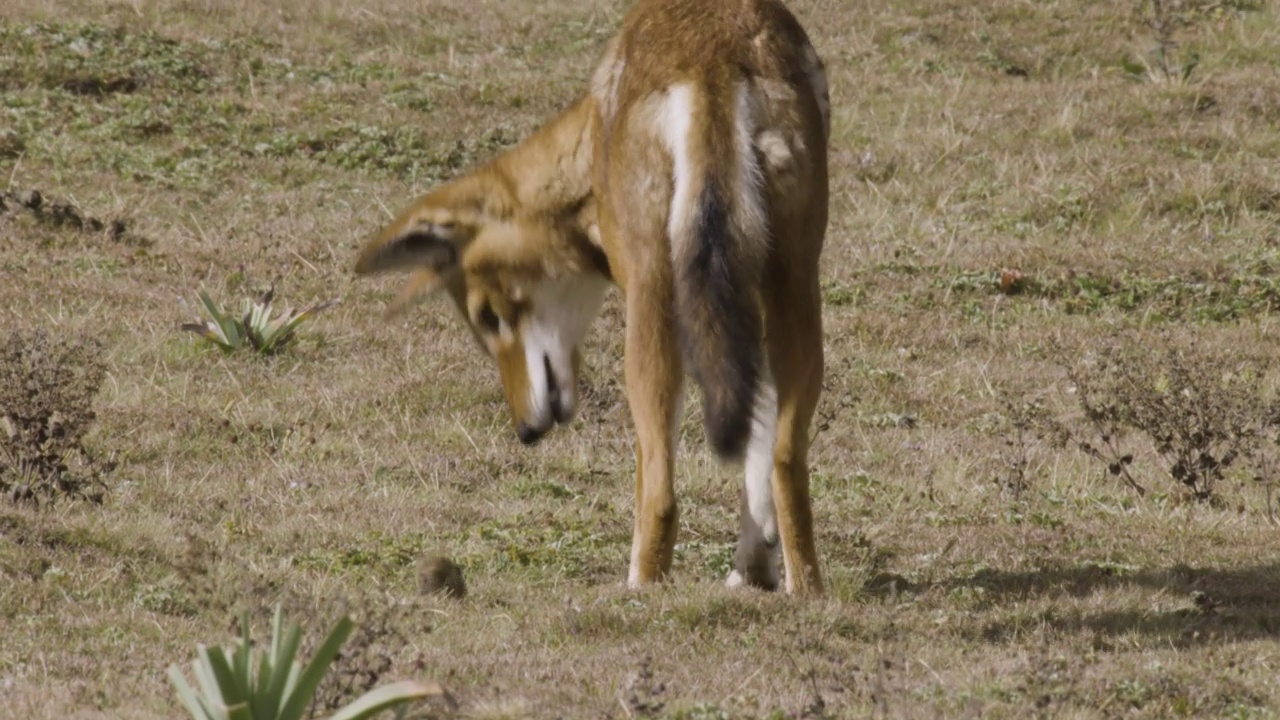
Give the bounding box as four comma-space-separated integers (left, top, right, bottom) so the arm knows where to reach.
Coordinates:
382, 267, 460, 318
354, 223, 460, 276
356, 218, 469, 318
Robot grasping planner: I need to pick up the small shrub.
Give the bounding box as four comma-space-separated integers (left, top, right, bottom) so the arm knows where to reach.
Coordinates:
0, 327, 112, 504
623, 656, 667, 718
1059, 332, 1271, 500
993, 396, 1054, 501
1121, 0, 1198, 84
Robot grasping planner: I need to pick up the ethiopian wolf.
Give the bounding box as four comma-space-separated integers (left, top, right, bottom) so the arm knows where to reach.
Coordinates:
355, 0, 830, 595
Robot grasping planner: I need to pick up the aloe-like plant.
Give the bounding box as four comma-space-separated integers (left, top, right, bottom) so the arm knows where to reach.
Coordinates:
180, 285, 339, 354
168, 606, 455, 720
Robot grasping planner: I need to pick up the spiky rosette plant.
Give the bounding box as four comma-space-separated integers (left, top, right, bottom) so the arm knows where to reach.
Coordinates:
168, 605, 456, 720
180, 284, 339, 355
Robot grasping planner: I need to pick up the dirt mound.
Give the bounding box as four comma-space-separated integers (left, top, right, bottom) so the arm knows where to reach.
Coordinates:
0, 189, 147, 246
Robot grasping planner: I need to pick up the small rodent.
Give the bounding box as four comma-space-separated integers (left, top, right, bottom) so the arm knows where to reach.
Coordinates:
417, 555, 466, 599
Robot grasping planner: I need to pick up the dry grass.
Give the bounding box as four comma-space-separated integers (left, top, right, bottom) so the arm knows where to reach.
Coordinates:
2, 0, 1279, 717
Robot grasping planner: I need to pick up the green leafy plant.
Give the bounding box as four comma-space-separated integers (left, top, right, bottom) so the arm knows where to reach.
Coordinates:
180, 284, 338, 354
168, 605, 455, 720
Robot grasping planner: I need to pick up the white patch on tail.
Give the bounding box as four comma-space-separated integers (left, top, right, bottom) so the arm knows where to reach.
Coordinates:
726, 365, 780, 590
658, 83, 697, 255
520, 275, 611, 429
659, 82, 769, 266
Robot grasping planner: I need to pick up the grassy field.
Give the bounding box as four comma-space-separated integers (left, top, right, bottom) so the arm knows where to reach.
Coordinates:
2, 0, 1280, 717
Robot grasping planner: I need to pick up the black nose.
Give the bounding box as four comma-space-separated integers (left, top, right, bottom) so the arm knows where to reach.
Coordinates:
516, 421, 546, 445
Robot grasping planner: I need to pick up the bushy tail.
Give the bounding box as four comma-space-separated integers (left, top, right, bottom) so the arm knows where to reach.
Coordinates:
665, 81, 769, 460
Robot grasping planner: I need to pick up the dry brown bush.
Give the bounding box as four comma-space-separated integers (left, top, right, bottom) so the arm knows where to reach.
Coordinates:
1056, 332, 1275, 501
0, 328, 112, 505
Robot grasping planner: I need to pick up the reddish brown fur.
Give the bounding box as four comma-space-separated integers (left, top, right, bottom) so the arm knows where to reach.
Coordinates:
355, 0, 829, 595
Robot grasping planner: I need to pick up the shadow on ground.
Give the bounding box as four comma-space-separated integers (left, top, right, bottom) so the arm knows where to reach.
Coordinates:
868, 561, 1280, 647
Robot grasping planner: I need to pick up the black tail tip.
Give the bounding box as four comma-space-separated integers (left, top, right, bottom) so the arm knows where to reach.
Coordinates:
702, 390, 755, 461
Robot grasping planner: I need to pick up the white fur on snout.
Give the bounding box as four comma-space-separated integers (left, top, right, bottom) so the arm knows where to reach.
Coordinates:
522, 336, 553, 429
519, 275, 611, 430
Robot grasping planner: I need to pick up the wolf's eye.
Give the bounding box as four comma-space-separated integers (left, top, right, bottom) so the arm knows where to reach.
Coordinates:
477, 304, 500, 333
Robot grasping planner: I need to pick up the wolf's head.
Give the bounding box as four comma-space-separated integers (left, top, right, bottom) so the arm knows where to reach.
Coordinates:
355, 181, 609, 445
